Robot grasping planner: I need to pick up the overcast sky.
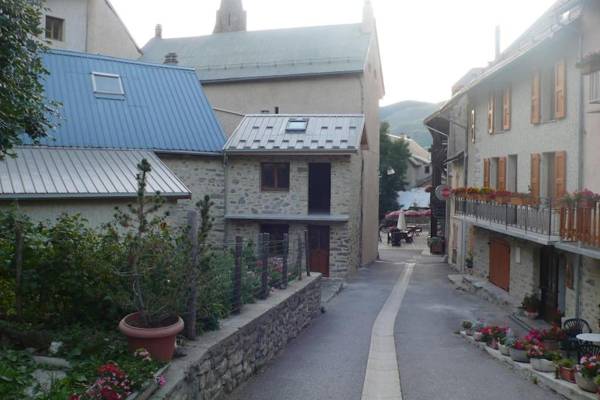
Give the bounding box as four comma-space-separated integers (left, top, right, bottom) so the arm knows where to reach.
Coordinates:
111, 0, 557, 106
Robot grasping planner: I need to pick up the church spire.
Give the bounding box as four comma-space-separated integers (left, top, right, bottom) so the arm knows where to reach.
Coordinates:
213, 0, 247, 34
362, 0, 375, 33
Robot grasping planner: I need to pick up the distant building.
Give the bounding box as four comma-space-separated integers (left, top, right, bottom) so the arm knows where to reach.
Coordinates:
141, 0, 384, 267
41, 0, 141, 59
388, 134, 431, 189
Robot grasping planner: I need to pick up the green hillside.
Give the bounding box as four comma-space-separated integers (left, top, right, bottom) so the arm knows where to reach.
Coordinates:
379, 100, 442, 149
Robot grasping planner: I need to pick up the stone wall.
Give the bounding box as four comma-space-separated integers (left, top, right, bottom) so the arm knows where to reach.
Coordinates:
154, 274, 321, 400
576, 256, 600, 330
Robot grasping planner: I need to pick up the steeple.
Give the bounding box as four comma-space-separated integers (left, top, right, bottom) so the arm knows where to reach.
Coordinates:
214, 0, 247, 34
362, 0, 375, 33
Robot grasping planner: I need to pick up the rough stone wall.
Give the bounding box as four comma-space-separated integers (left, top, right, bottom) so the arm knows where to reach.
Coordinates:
156, 275, 321, 400
471, 227, 491, 279
577, 256, 600, 331
160, 155, 225, 244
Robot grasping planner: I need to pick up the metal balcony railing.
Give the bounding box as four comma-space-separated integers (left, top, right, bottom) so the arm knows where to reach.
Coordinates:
453, 197, 562, 238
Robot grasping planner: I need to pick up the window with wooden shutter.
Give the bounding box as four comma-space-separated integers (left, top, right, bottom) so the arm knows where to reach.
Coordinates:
483, 159, 490, 188
554, 151, 567, 199
554, 59, 566, 119
530, 153, 541, 198
487, 94, 495, 134
498, 157, 507, 191
531, 71, 541, 124
502, 87, 511, 130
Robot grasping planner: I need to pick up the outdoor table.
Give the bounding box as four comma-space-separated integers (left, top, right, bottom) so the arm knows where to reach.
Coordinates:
576, 333, 600, 344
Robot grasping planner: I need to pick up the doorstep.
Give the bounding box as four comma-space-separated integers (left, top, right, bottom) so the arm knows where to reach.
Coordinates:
460, 333, 596, 400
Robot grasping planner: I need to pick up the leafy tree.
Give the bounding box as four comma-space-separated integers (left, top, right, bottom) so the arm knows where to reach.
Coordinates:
379, 121, 410, 218
0, 0, 59, 158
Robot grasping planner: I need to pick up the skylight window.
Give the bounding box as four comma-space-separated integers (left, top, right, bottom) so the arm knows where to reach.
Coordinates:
286, 118, 309, 133
92, 72, 124, 95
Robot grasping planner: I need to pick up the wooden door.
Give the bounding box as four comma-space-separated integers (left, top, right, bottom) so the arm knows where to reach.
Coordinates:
489, 239, 510, 291
309, 226, 330, 277
540, 247, 559, 323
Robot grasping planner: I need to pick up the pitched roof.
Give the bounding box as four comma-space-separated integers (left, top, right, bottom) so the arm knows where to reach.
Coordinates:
388, 134, 431, 165
0, 147, 190, 200
224, 114, 366, 154
33, 50, 225, 153
140, 24, 372, 82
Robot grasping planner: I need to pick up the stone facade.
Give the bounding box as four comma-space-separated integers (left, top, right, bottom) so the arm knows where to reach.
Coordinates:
224, 154, 362, 277
160, 155, 226, 244
154, 274, 321, 400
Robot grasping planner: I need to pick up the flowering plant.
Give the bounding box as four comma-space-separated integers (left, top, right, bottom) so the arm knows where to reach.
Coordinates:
527, 344, 545, 358
524, 329, 543, 345
578, 355, 600, 379
466, 187, 480, 195
452, 187, 467, 196
70, 363, 133, 400
540, 326, 566, 341
479, 187, 493, 195
461, 320, 473, 330
510, 339, 529, 351
573, 189, 599, 203
521, 294, 540, 313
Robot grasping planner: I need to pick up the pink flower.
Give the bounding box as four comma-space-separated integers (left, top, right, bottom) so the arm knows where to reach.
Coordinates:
156, 375, 166, 387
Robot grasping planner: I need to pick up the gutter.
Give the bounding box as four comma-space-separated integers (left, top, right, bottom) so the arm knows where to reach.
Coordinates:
223, 149, 357, 156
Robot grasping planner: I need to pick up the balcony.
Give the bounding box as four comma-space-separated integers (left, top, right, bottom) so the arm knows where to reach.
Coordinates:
453, 197, 561, 244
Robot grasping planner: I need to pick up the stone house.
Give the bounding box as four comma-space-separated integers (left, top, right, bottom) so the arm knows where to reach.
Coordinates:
426, 0, 600, 328
0, 50, 226, 236
223, 114, 367, 278
139, 0, 384, 267
41, 0, 141, 59
388, 134, 431, 189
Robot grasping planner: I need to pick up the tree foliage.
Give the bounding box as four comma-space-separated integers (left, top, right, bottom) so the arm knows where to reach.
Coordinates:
0, 0, 59, 158
379, 121, 410, 218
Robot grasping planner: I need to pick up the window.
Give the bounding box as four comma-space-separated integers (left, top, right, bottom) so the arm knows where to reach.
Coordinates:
92, 72, 124, 95
468, 107, 476, 143
424, 165, 431, 174
260, 224, 289, 256
533, 60, 566, 123
286, 118, 308, 133
590, 71, 600, 104
261, 163, 289, 191
45, 16, 64, 41
488, 87, 510, 133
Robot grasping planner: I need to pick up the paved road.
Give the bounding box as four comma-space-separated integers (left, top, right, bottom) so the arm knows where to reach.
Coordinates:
225, 248, 562, 400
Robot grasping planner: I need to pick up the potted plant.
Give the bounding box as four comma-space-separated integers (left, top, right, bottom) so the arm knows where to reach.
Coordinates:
427, 236, 444, 255
499, 335, 514, 356
480, 187, 493, 202
540, 326, 566, 351
509, 339, 530, 363
528, 344, 559, 372
576, 355, 600, 393
466, 187, 480, 200
494, 190, 512, 204
465, 252, 474, 269
574, 189, 598, 209
115, 159, 185, 362
521, 294, 541, 319
461, 320, 473, 336
509, 192, 527, 206
557, 358, 576, 383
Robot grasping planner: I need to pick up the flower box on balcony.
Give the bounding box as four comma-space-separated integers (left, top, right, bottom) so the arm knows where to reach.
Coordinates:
510, 196, 527, 206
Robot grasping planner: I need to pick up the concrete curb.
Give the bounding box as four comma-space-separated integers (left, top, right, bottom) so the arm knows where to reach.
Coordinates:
321, 280, 344, 304
459, 332, 596, 400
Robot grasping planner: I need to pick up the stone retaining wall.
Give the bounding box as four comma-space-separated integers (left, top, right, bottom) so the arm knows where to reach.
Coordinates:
153, 274, 322, 400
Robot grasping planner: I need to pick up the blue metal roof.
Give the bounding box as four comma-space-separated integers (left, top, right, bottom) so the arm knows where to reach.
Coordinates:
32, 50, 225, 153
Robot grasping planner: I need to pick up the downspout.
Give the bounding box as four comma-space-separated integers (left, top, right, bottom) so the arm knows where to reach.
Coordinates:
85, 0, 91, 52
358, 75, 366, 265
223, 152, 230, 246
575, 31, 585, 318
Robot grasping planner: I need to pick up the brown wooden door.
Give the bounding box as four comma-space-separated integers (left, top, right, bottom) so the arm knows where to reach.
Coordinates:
489, 239, 510, 291
309, 226, 330, 277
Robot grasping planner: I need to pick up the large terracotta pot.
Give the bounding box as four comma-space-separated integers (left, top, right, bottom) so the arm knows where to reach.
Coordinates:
119, 312, 184, 362
509, 348, 529, 363
576, 372, 598, 393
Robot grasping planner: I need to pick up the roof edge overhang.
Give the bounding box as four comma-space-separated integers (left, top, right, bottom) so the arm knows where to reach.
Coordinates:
200, 70, 363, 84
0, 192, 191, 201
224, 149, 358, 156
225, 213, 349, 223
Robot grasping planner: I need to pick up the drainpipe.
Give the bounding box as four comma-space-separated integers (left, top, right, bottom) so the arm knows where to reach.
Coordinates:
575, 31, 585, 318
576, 254, 583, 318
223, 152, 230, 245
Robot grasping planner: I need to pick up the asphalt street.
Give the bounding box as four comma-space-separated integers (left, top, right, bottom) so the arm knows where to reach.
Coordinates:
225, 248, 562, 400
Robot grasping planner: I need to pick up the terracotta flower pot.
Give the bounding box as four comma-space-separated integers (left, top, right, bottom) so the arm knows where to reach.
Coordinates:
118, 312, 184, 362
576, 372, 599, 393
559, 366, 576, 383
509, 348, 529, 363
531, 358, 555, 372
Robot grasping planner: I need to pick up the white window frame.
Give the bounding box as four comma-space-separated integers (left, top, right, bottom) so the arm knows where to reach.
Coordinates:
590, 70, 600, 104
91, 72, 125, 95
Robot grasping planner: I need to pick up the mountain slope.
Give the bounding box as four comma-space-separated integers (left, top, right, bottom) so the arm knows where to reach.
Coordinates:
380, 101, 441, 149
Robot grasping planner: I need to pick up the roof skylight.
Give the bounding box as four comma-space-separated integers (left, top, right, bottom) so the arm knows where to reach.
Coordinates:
286, 118, 309, 133
92, 72, 124, 95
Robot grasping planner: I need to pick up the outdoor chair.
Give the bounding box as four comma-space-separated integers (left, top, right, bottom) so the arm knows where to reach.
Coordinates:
563, 318, 592, 357
577, 343, 600, 360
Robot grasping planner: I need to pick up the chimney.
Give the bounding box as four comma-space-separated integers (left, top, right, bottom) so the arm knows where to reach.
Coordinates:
495, 25, 501, 60
155, 24, 162, 39
164, 52, 178, 65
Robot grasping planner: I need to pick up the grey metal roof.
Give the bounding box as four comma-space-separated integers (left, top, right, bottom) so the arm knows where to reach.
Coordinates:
0, 147, 191, 200
140, 24, 371, 82
224, 114, 366, 154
